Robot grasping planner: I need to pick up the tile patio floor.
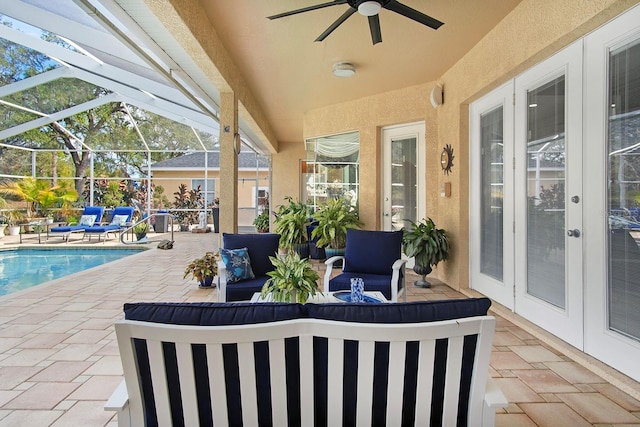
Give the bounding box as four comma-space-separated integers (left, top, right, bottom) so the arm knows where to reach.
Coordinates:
1, 231, 640, 426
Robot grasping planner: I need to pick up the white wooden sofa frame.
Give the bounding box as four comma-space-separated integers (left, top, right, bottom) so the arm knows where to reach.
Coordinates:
106, 315, 506, 426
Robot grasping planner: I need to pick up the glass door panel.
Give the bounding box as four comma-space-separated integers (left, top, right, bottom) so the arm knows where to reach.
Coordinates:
391, 137, 417, 230
480, 107, 505, 281
608, 39, 640, 341
526, 77, 566, 308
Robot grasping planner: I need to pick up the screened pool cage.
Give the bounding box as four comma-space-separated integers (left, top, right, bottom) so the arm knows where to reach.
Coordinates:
0, 12, 270, 227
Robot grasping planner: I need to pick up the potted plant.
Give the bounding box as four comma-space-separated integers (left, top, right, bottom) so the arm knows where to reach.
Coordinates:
402, 217, 450, 288
0, 216, 6, 238
260, 251, 321, 303
311, 198, 363, 261
5, 210, 24, 236
274, 197, 311, 258
253, 211, 270, 233
133, 222, 149, 241
183, 251, 219, 288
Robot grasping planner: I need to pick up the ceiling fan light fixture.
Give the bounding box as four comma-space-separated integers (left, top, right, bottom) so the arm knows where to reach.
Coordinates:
357, 1, 381, 16
332, 62, 356, 77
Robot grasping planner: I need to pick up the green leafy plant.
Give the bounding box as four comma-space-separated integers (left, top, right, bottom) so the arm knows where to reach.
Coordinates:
0, 177, 77, 218
261, 252, 320, 303
275, 209, 309, 252
133, 222, 149, 234
311, 198, 362, 249
253, 211, 270, 233
402, 217, 450, 268
183, 251, 219, 283
4, 210, 25, 226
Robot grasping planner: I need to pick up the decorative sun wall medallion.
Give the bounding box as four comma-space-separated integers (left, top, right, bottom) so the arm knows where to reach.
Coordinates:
440, 144, 454, 175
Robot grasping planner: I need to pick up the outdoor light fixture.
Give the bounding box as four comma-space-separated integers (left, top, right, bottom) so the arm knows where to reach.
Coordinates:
357, 1, 382, 16
332, 62, 356, 77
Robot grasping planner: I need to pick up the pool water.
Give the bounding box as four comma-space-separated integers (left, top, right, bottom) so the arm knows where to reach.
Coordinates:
0, 248, 142, 296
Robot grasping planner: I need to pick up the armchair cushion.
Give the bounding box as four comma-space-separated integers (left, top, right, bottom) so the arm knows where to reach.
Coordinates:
343, 229, 403, 275
220, 247, 255, 283
222, 233, 280, 277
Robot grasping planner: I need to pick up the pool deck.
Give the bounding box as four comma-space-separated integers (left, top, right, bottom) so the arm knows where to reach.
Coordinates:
1, 231, 640, 426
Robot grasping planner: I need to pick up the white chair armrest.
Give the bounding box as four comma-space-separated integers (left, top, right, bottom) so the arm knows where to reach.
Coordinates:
484, 377, 508, 408
391, 258, 408, 302
105, 380, 131, 426
482, 377, 508, 427
217, 260, 227, 302
104, 379, 128, 411
323, 255, 345, 290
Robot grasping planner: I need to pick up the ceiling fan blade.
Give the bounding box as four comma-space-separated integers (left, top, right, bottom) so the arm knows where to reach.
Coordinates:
368, 15, 382, 44
315, 8, 356, 42
267, 0, 348, 20
383, 0, 444, 30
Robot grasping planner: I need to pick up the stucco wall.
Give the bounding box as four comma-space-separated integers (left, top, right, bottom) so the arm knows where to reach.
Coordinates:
271, 140, 306, 209
292, 0, 639, 290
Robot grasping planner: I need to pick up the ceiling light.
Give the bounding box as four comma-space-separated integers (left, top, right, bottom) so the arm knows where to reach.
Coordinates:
357, 1, 381, 16
332, 62, 356, 77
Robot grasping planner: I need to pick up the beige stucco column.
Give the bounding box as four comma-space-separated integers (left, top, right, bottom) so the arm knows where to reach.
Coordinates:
219, 91, 238, 234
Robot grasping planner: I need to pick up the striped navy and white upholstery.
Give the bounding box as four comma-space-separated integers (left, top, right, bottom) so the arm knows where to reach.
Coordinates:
109, 309, 501, 427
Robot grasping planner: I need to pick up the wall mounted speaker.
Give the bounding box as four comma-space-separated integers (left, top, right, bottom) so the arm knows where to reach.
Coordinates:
430, 83, 443, 108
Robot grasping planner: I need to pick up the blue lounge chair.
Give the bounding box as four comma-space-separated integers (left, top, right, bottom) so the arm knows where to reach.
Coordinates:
83, 206, 135, 243
48, 206, 105, 242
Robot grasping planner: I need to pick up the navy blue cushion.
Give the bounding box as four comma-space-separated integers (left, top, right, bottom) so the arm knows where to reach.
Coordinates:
222, 233, 280, 277
328, 272, 399, 300
219, 247, 255, 283
124, 301, 306, 325
305, 297, 491, 322
224, 277, 271, 302
343, 229, 403, 275
124, 298, 490, 325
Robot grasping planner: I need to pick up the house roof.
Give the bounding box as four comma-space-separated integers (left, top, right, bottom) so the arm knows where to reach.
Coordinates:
151, 151, 269, 170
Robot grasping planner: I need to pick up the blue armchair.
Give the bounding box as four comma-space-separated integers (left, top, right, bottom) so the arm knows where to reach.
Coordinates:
218, 233, 281, 302
324, 229, 407, 301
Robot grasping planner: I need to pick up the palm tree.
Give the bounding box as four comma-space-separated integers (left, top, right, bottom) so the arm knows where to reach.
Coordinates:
0, 177, 77, 218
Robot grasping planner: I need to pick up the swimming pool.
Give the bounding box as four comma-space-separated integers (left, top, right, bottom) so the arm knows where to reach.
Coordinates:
0, 248, 143, 296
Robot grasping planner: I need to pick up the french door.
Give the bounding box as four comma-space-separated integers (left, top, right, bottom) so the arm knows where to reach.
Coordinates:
382, 122, 425, 231
471, 41, 583, 347
471, 4, 640, 380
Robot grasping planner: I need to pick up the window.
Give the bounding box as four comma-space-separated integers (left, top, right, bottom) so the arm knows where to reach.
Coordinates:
192, 179, 216, 206
302, 131, 359, 212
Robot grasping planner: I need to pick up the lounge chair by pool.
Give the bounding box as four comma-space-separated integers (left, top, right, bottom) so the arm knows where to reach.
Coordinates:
48, 206, 105, 242
83, 206, 134, 243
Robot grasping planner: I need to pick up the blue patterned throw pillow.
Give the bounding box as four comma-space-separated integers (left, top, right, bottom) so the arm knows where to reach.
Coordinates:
220, 247, 255, 283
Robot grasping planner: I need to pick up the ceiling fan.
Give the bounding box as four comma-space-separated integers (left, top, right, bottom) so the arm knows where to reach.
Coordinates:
267, 0, 444, 45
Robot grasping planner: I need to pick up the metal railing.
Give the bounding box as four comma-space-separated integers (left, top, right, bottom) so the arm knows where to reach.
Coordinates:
119, 212, 174, 245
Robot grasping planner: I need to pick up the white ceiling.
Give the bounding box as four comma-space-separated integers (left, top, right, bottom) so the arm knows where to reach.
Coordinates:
197, 0, 524, 142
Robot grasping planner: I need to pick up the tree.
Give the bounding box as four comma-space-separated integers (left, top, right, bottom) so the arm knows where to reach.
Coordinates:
1, 23, 210, 202
0, 177, 77, 217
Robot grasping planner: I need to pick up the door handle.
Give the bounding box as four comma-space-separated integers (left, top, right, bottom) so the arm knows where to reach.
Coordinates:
567, 229, 581, 237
